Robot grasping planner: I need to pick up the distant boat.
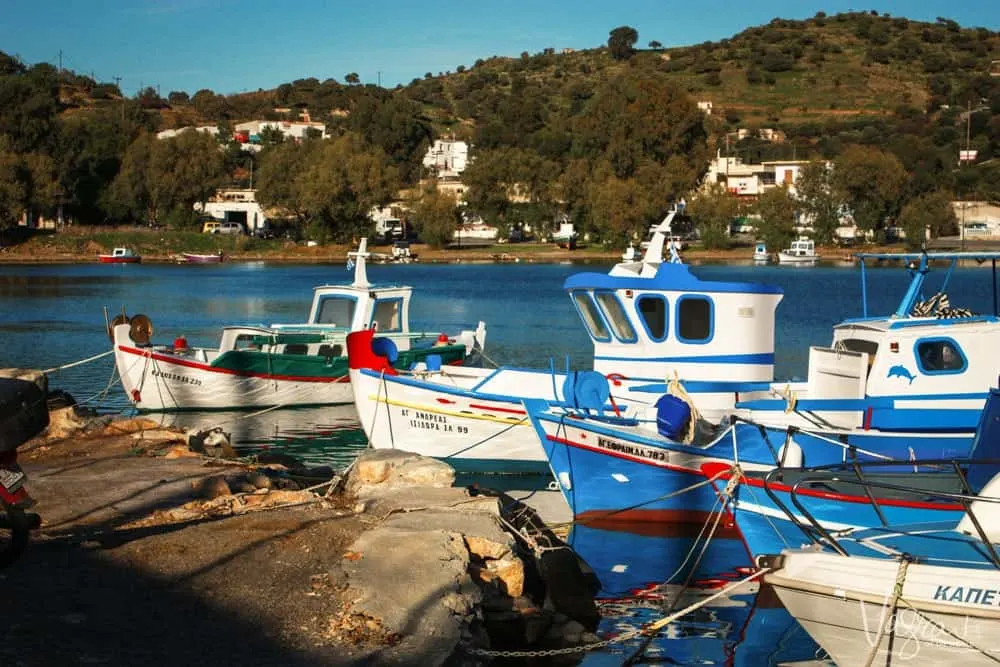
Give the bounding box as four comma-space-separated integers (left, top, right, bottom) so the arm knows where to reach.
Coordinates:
752, 242, 770, 263
777, 237, 818, 264
98, 247, 141, 264
180, 252, 224, 264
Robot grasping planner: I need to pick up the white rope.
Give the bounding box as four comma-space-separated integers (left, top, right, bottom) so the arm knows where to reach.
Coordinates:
42, 349, 113, 374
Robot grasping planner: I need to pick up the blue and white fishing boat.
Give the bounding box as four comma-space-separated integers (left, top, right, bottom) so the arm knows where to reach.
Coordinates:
710, 388, 1000, 560
752, 242, 770, 263
347, 209, 784, 472
760, 476, 1000, 665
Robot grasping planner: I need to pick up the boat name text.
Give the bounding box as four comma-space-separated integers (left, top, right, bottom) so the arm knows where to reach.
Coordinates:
400, 409, 468, 434
151, 369, 204, 386
597, 437, 668, 462
933, 585, 1000, 606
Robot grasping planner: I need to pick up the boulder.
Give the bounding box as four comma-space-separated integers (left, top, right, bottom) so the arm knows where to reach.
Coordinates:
346, 449, 455, 495
46, 406, 89, 440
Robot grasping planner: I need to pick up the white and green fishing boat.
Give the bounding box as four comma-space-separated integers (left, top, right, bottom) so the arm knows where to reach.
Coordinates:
110, 240, 486, 412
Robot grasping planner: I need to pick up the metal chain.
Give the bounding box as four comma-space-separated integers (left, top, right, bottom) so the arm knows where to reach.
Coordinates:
463, 567, 770, 658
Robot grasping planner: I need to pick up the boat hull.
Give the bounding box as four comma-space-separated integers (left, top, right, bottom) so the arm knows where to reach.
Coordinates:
767, 553, 1000, 665
181, 253, 223, 264
99, 255, 141, 264
348, 366, 555, 472
720, 469, 966, 559
776, 253, 817, 264
115, 342, 353, 411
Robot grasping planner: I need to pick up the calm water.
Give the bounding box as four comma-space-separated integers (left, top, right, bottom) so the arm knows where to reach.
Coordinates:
2, 256, 996, 663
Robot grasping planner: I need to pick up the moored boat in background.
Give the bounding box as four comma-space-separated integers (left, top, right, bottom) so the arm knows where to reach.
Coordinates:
98, 247, 141, 264
110, 239, 486, 411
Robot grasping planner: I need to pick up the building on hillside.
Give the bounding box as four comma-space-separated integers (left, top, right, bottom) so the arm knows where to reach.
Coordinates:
704, 152, 815, 199
195, 189, 269, 235
422, 140, 469, 179
156, 126, 220, 140
234, 120, 328, 144
954, 201, 1000, 238
697, 101, 713, 115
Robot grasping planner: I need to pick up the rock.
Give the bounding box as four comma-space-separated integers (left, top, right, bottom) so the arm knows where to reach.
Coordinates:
162, 445, 201, 460
485, 556, 525, 598
46, 405, 89, 439
346, 449, 455, 495
465, 535, 511, 561
130, 430, 184, 445
195, 476, 232, 499
46, 389, 76, 410
107, 417, 163, 434
0, 368, 47, 394
246, 471, 272, 489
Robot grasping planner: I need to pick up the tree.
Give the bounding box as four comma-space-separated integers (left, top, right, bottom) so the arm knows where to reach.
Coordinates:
608, 26, 639, 61
648, 40, 663, 49
0, 138, 26, 227
410, 186, 459, 248
897, 190, 957, 248
345, 73, 360, 85
167, 90, 190, 105
832, 145, 908, 236
256, 133, 399, 242
689, 184, 739, 249
796, 161, 842, 243
754, 186, 796, 251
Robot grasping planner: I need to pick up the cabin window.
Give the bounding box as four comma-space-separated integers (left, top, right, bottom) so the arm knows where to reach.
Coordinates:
571, 291, 611, 342
636, 295, 669, 341
839, 338, 879, 360
370, 298, 403, 333
315, 296, 356, 326
594, 291, 637, 343
915, 338, 967, 374
676, 296, 714, 343
234, 334, 259, 351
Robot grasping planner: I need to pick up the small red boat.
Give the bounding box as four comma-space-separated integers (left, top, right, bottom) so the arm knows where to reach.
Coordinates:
98, 248, 142, 264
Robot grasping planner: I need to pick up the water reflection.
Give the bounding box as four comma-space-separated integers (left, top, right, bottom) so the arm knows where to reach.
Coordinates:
148, 405, 367, 469
567, 520, 819, 666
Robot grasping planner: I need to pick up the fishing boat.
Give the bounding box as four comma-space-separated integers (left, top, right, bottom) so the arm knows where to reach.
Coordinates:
347, 209, 784, 473
752, 242, 770, 263
776, 237, 817, 264
110, 239, 486, 411
759, 473, 1000, 665
98, 247, 141, 264
179, 252, 224, 264
709, 389, 1000, 560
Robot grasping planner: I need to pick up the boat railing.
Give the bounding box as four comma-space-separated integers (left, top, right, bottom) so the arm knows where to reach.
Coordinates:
728, 415, 897, 468
766, 458, 1000, 567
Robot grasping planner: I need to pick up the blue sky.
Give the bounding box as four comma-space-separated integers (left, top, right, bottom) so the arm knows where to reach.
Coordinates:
2, 1, 997, 97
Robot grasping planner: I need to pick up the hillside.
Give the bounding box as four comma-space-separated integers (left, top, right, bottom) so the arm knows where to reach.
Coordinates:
1, 11, 998, 242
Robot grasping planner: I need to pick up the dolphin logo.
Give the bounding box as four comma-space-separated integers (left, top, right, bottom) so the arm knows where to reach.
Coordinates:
887, 365, 916, 384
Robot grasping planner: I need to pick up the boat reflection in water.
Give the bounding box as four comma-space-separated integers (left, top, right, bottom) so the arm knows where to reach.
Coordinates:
149, 405, 367, 469
567, 519, 820, 665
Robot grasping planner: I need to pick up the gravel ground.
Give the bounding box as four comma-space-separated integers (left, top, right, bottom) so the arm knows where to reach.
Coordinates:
3, 428, 406, 667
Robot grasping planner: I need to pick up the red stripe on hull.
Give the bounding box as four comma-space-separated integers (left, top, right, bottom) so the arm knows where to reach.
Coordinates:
700, 461, 965, 511
576, 508, 736, 527
468, 403, 525, 415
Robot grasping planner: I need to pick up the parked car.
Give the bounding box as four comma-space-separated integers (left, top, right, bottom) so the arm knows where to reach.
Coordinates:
203, 221, 245, 235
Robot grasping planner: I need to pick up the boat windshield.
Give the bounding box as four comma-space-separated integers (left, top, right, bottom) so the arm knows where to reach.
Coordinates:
315, 297, 356, 326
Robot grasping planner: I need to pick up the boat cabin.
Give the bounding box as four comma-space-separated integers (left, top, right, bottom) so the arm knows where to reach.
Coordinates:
264, 239, 421, 354
565, 212, 784, 385
740, 252, 1000, 432
784, 237, 815, 257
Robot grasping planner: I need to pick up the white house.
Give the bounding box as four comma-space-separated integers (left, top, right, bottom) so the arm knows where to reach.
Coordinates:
422, 140, 470, 178
156, 126, 220, 141
195, 189, 268, 235
954, 201, 1000, 238
234, 120, 328, 144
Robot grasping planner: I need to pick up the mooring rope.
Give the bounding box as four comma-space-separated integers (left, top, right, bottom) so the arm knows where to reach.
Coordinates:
42, 349, 113, 374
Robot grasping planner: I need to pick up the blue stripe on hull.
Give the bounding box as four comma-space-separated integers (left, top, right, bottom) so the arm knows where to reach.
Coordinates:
733, 485, 965, 559
778, 429, 974, 467
542, 438, 724, 520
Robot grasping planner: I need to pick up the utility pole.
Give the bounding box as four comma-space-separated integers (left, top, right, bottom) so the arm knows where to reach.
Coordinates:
58, 49, 62, 72
114, 76, 124, 122
377, 71, 382, 88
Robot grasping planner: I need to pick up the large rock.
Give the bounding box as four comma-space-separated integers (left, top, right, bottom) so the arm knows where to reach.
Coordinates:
346, 449, 455, 495
0, 368, 47, 395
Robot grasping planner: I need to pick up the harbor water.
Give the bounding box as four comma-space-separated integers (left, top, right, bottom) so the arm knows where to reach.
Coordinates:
3, 256, 997, 663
